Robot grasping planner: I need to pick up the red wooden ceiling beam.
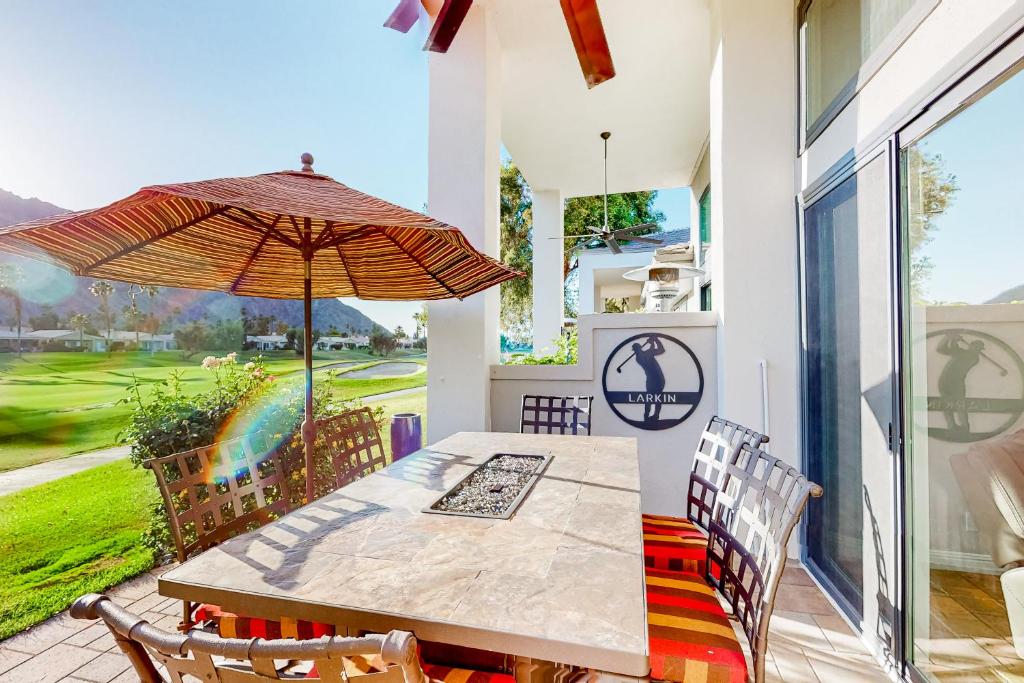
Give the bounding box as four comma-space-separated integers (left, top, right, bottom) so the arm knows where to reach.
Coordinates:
423, 0, 474, 53
560, 0, 616, 88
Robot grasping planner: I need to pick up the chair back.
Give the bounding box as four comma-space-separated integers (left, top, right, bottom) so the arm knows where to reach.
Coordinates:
71, 593, 427, 683
686, 416, 768, 532
519, 394, 593, 436
706, 442, 823, 683
315, 407, 388, 490
143, 433, 292, 564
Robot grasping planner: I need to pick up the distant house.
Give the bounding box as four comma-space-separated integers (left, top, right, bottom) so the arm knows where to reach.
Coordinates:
247, 334, 288, 351
101, 330, 178, 352
315, 335, 370, 350
28, 329, 106, 352
575, 228, 693, 314
0, 326, 29, 352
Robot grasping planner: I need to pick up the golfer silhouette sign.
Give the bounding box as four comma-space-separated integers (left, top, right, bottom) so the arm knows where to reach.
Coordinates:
602, 332, 704, 430
926, 328, 1024, 443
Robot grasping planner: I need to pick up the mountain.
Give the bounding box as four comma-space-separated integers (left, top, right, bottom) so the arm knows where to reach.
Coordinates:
0, 188, 65, 227
987, 284, 1024, 304
0, 189, 384, 334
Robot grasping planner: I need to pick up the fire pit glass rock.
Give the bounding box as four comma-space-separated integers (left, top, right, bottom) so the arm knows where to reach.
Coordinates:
426, 453, 550, 519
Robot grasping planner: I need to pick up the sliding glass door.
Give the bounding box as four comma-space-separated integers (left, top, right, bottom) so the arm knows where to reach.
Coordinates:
802, 150, 898, 660
902, 54, 1024, 683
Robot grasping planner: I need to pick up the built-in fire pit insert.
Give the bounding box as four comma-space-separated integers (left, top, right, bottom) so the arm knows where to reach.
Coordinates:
424, 453, 552, 520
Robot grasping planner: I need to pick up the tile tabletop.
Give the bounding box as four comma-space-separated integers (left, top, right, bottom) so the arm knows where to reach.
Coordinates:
159, 432, 647, 676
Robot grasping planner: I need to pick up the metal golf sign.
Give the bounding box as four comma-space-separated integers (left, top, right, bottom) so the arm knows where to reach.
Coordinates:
601, 332, 704, 430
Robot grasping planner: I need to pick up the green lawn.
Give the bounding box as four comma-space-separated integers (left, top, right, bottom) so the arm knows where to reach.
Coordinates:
0, 350, 426, 471
0, 459, 159, 641
0, 390, 427, 642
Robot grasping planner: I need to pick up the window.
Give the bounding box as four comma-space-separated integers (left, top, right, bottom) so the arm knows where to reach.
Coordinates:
698, 187, 711, 245
700, 283, 712, 312
802, 0, 919, 132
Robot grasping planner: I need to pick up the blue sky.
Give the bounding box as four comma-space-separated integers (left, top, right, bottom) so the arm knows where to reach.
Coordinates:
0, 1, 688, 332
912, 64, 1024, 304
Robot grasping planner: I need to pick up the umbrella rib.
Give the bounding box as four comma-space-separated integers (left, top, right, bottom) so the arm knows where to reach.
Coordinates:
319, 225, 377, 250
79, 205, 229, 275
226, 209, 301, 249
335, 242, 361, 298
229, 217, 278, 294
376, 227, 459, 298
311, 221, 335, 251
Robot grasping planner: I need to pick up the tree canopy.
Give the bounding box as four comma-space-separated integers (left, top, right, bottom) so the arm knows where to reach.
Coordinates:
498, 160, 664, 340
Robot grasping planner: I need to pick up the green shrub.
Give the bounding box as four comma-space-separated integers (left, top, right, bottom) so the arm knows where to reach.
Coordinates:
120, 353, 383, 560
506, 328, 578, 365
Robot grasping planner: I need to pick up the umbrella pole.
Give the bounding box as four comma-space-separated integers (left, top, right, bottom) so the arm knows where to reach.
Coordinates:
302, 256, 315, 504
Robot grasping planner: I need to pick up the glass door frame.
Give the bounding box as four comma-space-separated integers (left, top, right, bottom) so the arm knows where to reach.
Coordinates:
797, 139, 904, 664
895, 25, 1024, 683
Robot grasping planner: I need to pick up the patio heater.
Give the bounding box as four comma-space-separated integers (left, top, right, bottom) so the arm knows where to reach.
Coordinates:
623, 262, 704, 313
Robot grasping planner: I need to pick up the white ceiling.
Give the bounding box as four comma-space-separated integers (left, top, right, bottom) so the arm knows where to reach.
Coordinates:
488, 0, 711, 198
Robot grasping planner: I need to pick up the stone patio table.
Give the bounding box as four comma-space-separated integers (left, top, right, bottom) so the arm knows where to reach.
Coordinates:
158, 431, 647, 677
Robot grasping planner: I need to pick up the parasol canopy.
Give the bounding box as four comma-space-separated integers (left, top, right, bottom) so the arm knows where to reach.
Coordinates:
0, 154, 520, 503
0, 156, 517, 300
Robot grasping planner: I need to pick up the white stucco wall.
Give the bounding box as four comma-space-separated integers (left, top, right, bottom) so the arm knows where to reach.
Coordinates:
426, 5, 502, 442
708, 0, 801, 466
491, 312, 718, 516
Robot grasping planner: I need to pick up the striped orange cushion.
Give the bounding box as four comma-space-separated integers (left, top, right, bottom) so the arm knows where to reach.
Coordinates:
422, 663, 515, 683
193, 604, 335, 640
642, 513, 709, 575
646, 568, 747, 683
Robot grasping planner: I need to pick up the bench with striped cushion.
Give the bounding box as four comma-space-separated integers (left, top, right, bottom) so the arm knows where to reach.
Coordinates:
642, 513, 709, 574
193, 604, 335, 639
646, 568, 747, 683
421, 663, 515, 683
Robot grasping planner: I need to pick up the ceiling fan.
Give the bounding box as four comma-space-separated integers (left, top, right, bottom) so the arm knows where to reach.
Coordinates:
550, 131, 662, 255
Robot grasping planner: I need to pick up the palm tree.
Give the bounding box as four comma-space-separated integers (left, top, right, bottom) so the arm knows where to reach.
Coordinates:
89, 280, 114, 351
170, 306, 182, 335
143, 285, 159, 333
0, 264, 24, 356
68, 313, 91, 349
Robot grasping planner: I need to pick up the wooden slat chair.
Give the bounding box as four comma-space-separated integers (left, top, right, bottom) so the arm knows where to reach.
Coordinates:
647, 442, 823, 683
315, 407, 389, 490
519, 394, 593, 436
72, 593, 515, 683
642, 416, 767, 574
144, 433, 293, 628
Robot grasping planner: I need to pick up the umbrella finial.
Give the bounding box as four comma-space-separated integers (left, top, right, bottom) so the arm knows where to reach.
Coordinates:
300, 152, 315, 173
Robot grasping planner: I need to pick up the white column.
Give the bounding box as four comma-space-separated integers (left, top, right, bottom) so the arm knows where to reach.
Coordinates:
426, 4, 501, 442
709, 0, 799, 461
531, 189, 564, 354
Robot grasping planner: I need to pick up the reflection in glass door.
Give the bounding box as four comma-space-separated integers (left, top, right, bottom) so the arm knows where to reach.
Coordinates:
802, 152, 897, 658
903, 59, 1024, 682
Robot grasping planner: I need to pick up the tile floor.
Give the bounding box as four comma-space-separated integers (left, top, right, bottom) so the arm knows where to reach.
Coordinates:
0, 563, 891, 682
915, 569, 1024, 682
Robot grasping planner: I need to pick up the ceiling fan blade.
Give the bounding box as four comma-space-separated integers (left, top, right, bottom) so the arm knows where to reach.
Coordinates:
559, 0, 616, 88
423, 0, 472, 53
613, 223, 659, 236
630, 236, 664, 245
605, 238, 623, 255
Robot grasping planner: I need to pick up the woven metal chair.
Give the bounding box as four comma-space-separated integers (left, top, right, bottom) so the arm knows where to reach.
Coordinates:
519, 394, 593, 435
642, 416, 767, 574
314, 407, 388, 490
707, 443, 824, 683
143, 433, 293, 628
70, 593, 426, 683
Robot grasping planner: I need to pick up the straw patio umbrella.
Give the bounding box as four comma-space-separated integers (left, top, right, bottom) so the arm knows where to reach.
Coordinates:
0, 154, 519, 502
